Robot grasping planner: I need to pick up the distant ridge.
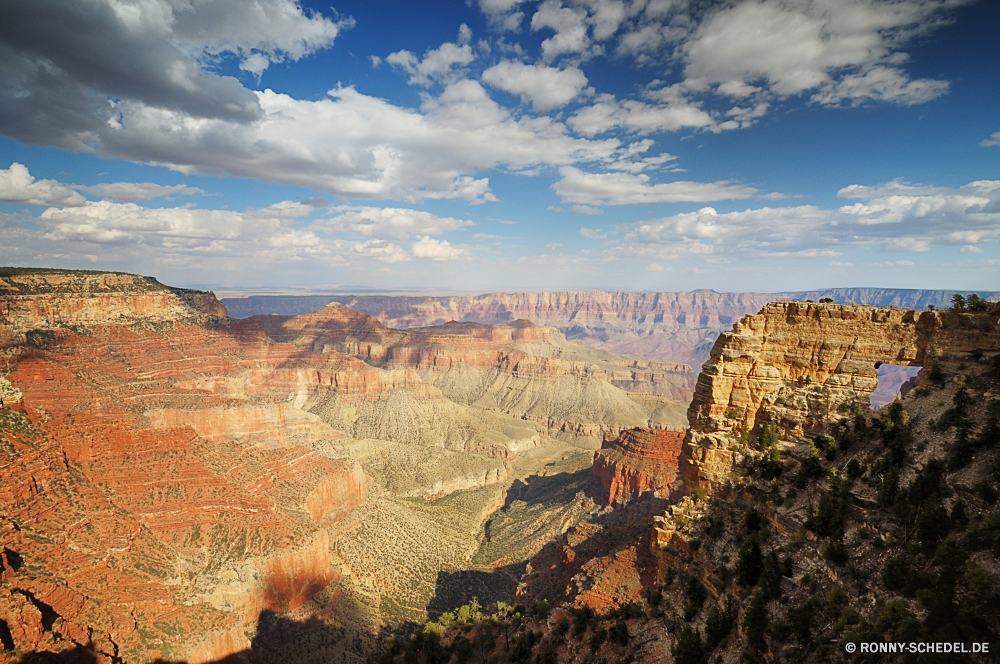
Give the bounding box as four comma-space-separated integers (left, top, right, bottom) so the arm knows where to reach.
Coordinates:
223, 287, 1000, 319
779, 287, 1000, 309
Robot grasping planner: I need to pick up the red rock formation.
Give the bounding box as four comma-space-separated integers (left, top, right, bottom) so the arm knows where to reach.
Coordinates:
592, 429, 685, 505
0, 276, 372, 662
518, 521, 659, 614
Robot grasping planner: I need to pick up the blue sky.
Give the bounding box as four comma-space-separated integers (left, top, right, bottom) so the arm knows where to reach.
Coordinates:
0, 0, 998, 293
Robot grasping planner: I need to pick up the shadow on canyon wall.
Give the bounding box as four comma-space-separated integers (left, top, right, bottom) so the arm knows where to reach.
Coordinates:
4, 609, 413, 664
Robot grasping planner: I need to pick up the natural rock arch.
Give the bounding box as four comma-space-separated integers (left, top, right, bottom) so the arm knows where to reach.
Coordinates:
680, 301, 1000, 494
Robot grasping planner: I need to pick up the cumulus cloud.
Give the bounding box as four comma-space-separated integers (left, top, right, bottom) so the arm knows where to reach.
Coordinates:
411, 236, 470, 261
482, 61, 589, 111
74, 182, 205, 202
681, 0, 955, 105
601, 179, 1000, 259
982, 131, 1000, 147
489, 0, 962, 129
15, 80, 621, 203
532, 1, 591, 61
352, 239, 410, 263
0, 0, 350, 126
314, 207, 474, 241
0, 163, 86, 207
570, 204, 603, 214
478, 0, 531, 31
0, 2, 628, 204
39, 199, 315, 248
568, 91, 716, 136
386, 30, 476, 86
553, 166, 759, 205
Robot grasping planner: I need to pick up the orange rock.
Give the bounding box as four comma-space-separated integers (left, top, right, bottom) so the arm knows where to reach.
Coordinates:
592, 429, 685, 505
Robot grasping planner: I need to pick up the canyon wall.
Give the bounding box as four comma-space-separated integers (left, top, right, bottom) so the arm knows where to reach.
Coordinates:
679, 301, 1000, 495
591, 428, 685, 505
250, 303, 694, 442
0, 275, 378, 661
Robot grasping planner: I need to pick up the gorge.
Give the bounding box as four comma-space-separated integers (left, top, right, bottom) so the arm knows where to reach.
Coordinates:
2, 270, 999, 664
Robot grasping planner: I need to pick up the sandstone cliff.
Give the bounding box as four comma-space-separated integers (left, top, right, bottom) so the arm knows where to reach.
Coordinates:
0, 273, 379, 662
680, 301, 1000, 495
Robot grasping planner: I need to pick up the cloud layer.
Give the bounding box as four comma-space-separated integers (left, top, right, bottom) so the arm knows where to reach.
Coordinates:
0, 0, 969, 209
593, 179, 1000, 260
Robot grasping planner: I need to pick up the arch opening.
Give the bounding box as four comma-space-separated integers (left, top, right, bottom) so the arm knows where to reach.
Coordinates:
870, 363, 921, 410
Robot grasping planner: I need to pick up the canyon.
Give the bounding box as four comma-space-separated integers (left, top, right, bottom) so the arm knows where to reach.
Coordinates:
389, 300, 1000, 664
4, 270, 998, 664
0, 270, 688, 663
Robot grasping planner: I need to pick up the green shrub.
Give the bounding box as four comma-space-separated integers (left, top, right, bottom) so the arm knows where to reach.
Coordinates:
672, 626, 705, 664
820, 537, 849, 566
610, 619, 629, 645
588, 623, 606, 653
737, 540, 764, 587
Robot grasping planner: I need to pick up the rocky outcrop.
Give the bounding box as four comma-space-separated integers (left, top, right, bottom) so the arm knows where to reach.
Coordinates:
0, 272, 226, 349
592, 429, 685, 505
680, 301, 1000, 495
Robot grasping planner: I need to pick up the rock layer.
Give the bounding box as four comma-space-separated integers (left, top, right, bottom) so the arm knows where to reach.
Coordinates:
251, 303, 694, 442
0, 277, 371, 662
591, 429, 685, 505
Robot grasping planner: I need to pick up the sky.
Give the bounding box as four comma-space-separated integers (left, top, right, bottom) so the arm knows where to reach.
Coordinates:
0, 0, 998, 294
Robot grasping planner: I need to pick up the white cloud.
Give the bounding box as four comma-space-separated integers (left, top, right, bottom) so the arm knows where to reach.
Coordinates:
482, 61, 589, 111
315, 207, 474, 241
810, 66, 949, 106
981, 131, 1000, 147
567, 92, 716, 136
532, 1, 591, 61
554, 166, 759, 205
570, 204, 603, 214
681, 0, 954, 105
478, 0, 530, 31
579, 227, 609, 239
0, 163, 86, 207
600, 179, 1000, 259
386, 34, 475, 87
168, 0, 353, 75
352, 239, 410, 263
411, 235, 470, 261
1, 4, 629, 204
38, 199, 312, 247
74, 182, 205, 202
84, 84, 619, 203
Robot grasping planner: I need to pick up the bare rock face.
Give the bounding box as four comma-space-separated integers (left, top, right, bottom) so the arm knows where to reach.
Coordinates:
0, 274, 372, 662
591, 429, 685, 505
0, 272, 226, 339
680, 301, 1000, 495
